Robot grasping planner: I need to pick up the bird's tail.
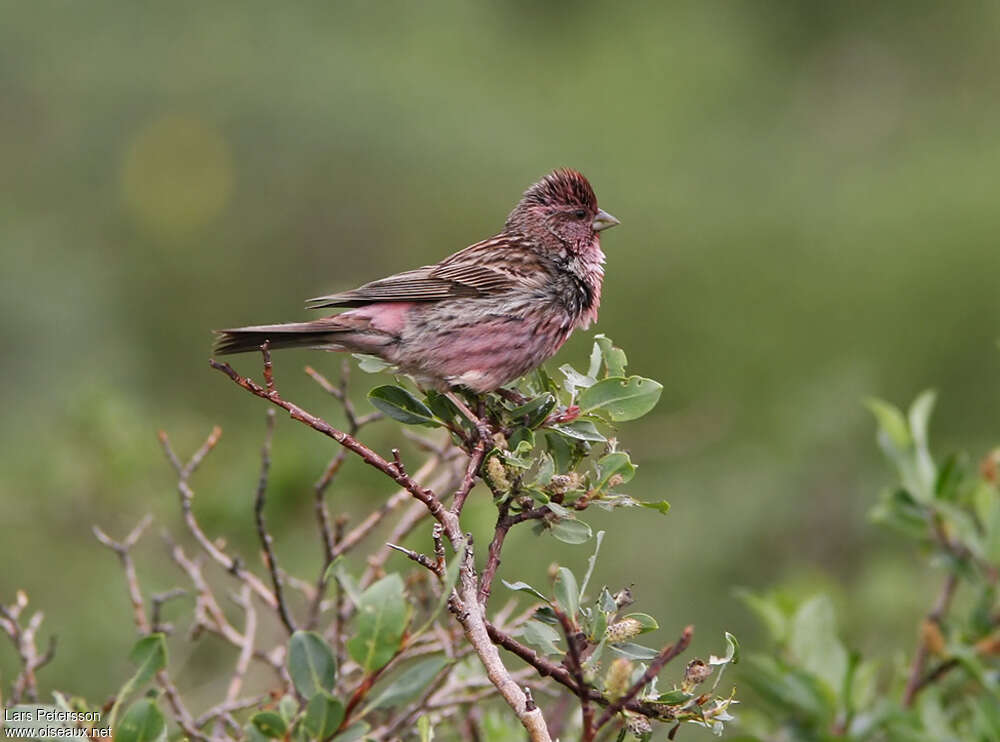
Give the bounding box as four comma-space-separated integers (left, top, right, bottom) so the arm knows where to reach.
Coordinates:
213, 321, 349, 355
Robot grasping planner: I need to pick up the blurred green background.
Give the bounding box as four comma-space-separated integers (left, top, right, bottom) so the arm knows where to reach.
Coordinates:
2, 0, 999, 726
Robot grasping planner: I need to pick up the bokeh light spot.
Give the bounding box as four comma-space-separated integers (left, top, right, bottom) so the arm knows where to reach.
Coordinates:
121, 114, 233, 233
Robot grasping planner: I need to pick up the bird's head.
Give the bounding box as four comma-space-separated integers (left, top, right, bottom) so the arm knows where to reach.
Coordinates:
505, 168, 619, 250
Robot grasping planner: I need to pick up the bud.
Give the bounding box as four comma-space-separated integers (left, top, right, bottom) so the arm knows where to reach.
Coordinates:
613, 587, 634, 609
605, 617, 644, 644
921, 619, 946, 656
606, 474, 624, 489
683, 659, 712, 689
604, 658, 633, 700
484, 456, 511, 492
547, 474, 573, 495
981, 447, 1000, 484
624, 713, 652, 737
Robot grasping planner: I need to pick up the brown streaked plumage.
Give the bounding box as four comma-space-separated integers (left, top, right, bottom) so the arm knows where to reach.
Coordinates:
214, 169, 619, 392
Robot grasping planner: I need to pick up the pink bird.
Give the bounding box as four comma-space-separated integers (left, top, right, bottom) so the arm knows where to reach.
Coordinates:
215, 169, 619, 394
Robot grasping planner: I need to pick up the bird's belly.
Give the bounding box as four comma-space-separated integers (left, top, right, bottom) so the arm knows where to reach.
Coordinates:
393, 299, 575, 392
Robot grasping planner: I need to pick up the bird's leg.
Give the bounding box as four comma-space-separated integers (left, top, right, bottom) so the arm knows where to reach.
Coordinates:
495, 387, 529, 406
445, 390, 493, 447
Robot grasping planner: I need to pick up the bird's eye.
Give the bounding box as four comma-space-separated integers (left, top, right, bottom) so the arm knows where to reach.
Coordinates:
573, 209, 586, 219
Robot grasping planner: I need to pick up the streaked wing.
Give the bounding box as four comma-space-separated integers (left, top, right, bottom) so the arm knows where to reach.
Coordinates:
306, 235, 526, 309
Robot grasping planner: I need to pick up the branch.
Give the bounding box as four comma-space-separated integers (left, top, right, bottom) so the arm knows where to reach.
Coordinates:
93, 514, 154, 632
253, 409, 296, 634
225, 586, 257, 705
486, 619, 691, 720
93, 518, 203, 741
210, 351, 462, 545
553, 605, 594, 740
594, 626, 694, 731
159, 427, 278, 608
0, 592, 56, 704
903, 570, 959, 707
449, 535, 552, 741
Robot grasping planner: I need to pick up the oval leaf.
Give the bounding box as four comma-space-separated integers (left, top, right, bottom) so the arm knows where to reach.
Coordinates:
549, 420, 606, 442
128, 634, 168, 689
116, 699, 165, 742
251, 712, 287, 739
303, 692, 345, 739
288, 631, 337, 699
578, 376, 663, 422
347, 574, 410, 673
366, 655, 450, 712
554, 567, 580, 618
549, 518, 592, 544
501, 580, 550, 602
368, 386, 440, 427
622, 613, 659, 634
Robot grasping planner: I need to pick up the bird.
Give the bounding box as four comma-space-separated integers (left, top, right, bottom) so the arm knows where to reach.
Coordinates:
214, 168, 619, 395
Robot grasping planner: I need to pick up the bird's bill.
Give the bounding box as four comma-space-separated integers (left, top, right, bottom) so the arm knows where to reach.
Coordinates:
592, 209, 620, 232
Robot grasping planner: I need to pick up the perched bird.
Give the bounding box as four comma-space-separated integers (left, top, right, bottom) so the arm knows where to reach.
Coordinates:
214, 169, 619, 393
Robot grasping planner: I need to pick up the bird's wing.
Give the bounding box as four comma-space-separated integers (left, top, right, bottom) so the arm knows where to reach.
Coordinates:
305, 236, 523, 309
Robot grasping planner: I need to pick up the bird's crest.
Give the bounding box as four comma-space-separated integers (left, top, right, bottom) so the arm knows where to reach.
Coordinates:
522, 168, 597, 211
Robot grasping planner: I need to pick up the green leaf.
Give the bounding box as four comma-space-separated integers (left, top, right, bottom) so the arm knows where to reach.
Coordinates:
520, 620, 563, 655
608, 642, 660, 660
909, 390, 937, 497
549, 419, 606, 442
288, 631, 338, 699
559, 364, 597, 392
109, 634, 168, 730
622, 613, 659, 634
116, 699, 166, 742
331, 722, 369, 741
595, 452, 636, 490
639, 500, 671, 515
594, 334, 627, 378
579, 530, 605, 601
302, 692, 345, 740
549, 518, 592, 544
578, 376, 662, 422
244, 723, 270, 742
251, 712, 287, 739
368, 385, 441, 427
533, 452, 555, 487
789, 595, 848, 697
864, 397, 911, 450
127, 635, 168, 688
735, 589, 787, 643
656, 690, 694, 705
327, 561, 362, 608
507, 393, 557, 428
418, 715, 434, 742
502, 580, 549, 602
278, 694, 298, 723
508, 427, 535, 453
347, 574, 410, 673
710, 631, 740, 668
366, 656, 450, 712
554, 567, 580, 618
353, 354, 394, 373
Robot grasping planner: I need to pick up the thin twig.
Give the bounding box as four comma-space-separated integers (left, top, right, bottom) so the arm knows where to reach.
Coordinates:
593, 626, 694, 731
903, 570, 959, 707
554, 605, 593, 740
225, 586, 257, 704
211, 354, 461, 544
253, 409, 296, 634
159, 428, 278, 608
